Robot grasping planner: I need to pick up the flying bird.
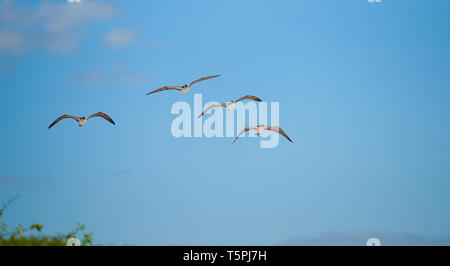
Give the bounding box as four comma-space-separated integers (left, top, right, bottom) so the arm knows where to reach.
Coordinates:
48, 112, 115, 129
146, 75, 221, 95
233, 125, 293, 143
197, 95, 262, 118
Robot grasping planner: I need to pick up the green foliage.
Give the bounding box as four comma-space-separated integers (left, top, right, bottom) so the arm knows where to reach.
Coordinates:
0, 196, 94, 246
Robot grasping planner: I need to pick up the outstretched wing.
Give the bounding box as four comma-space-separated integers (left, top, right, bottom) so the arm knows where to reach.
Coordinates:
234, 95, 262, 103
233, 126, 258, 144
87, 112, 115, 125
189, 75, 221, 86
48, 115, 80, 129
197, 103, 226, 118
265, 126, 293, 142
146, 86, 182, 95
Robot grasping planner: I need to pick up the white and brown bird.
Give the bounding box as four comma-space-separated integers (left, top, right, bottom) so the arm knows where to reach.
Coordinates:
146, 75, 221, 95
197, 95, 262, 118
233, 125, 293, 143
48, 112, 115, 129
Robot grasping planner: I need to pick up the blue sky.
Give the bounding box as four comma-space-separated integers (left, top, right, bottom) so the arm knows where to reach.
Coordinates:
0, 0, 450, 245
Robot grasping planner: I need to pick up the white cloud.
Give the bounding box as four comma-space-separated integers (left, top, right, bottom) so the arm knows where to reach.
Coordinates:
0, 29, 26, 54
0, 0, 117, 54
103, 28, 136, 49
73, 62, 148, 86
36, 0, 117, 35
284, 231, 450, 246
